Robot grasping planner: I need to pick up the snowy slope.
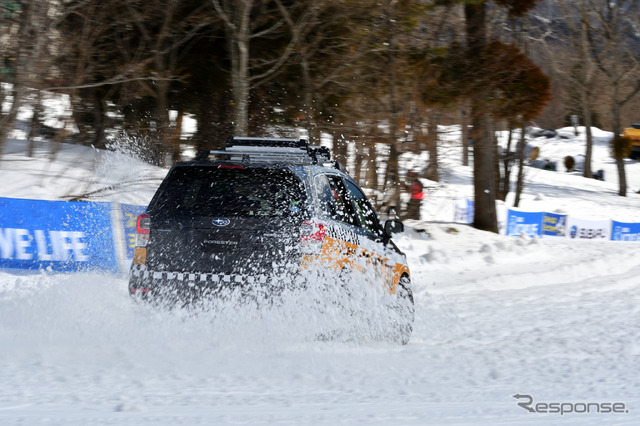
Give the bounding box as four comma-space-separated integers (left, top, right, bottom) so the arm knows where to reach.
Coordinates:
0, 138, 166, 205
1, 128, 640, 425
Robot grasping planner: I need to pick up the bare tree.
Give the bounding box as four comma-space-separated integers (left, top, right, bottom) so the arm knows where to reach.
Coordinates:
448, 0, 548, 232
337, 0, 438, 213
211, 0, 313, 136
464, 1, 499, 232
514, 120, 527, 207
48, 0, 214, 159
534, 0, 600, 179
119, 0, 212, 158
0, 1, 59, 154
583, 0, 640, 196
459, 103, 471, 166
293, 1, 377, 145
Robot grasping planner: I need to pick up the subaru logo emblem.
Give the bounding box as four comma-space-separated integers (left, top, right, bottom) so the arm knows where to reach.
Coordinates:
212, 217, 230, 227
570, 225, 578, 238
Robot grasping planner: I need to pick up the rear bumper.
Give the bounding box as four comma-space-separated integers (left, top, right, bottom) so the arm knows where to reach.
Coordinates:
128, 264, 299, 300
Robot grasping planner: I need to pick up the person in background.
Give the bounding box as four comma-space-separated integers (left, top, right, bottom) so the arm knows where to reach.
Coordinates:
405, 171, 425, 220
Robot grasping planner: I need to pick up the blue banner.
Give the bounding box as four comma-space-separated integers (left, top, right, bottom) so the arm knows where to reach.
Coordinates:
0, 197, 118, 272
120, 204, 146, 260
542, 212, 567, 238
505, 209, 543, 237
455, 198, 474, 224
611, 221, 640, 241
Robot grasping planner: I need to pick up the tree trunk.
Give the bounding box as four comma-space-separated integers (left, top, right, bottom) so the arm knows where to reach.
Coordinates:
355, 143, 366, 185
154, 78, 171, 138
27, 90, 43, 157
385, 141, 401, 216
466, 1, 498, 233
364, 121, 380, 205
612, 83, 626, 197
471, 113, 498, 232
363, 144, 379, 205
498, 128, 513, 201
460, 103, 470, 167
332, 133, 349, 171
169, 110, 184, 164
579, 13, 593, 179
233, 28, 250, 136
616, 157, 627, 196
582, 96, 593, 178
0, 85, 24, 154
382, 4, 402, 217
91, 89, 107, 150
300, 56, 321, 144
218, 0, 251, 136
0, 1, 49, 155
514, 121, 526, 207
194, 91, 226, 152
425, 109, 439, 182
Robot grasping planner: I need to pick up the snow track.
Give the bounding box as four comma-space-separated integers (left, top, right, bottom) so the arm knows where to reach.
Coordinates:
1, 227, 639, 425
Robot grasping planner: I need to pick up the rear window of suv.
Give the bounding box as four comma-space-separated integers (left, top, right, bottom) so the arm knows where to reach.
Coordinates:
150, 166, 307, 218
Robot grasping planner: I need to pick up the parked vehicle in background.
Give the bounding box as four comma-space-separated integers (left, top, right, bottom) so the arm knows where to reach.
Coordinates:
622, 124, 640, 159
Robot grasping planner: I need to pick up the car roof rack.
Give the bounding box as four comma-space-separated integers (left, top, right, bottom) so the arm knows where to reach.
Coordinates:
195, 137, 343, 171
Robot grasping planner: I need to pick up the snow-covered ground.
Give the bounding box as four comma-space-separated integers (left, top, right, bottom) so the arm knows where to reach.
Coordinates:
1, 127, 640, 425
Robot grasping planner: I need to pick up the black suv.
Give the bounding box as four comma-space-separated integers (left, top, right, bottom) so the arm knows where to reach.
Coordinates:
129, 137, 413, 341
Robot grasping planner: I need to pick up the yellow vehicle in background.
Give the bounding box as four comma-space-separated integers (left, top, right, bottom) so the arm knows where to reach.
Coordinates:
622, 124, 640, 159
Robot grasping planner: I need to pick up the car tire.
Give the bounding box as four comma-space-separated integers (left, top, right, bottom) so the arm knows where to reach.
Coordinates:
338, 267, 354, 297
393, 275, 415, 345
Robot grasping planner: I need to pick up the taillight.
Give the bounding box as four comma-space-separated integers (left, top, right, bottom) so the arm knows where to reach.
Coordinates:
300, 220, 326, 253
135, 214, 150, 247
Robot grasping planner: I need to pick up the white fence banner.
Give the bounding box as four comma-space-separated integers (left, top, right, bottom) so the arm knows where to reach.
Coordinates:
566, 217, 611, 240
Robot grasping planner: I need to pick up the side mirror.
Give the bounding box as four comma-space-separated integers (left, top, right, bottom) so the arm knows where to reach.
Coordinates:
383, 219, 404, 244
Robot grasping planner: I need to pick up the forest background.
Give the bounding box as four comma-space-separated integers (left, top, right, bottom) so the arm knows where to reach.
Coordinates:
1, 0, 639, 232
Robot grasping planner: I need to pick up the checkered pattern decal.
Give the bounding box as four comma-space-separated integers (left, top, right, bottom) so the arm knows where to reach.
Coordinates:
129, 264, 269, 284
